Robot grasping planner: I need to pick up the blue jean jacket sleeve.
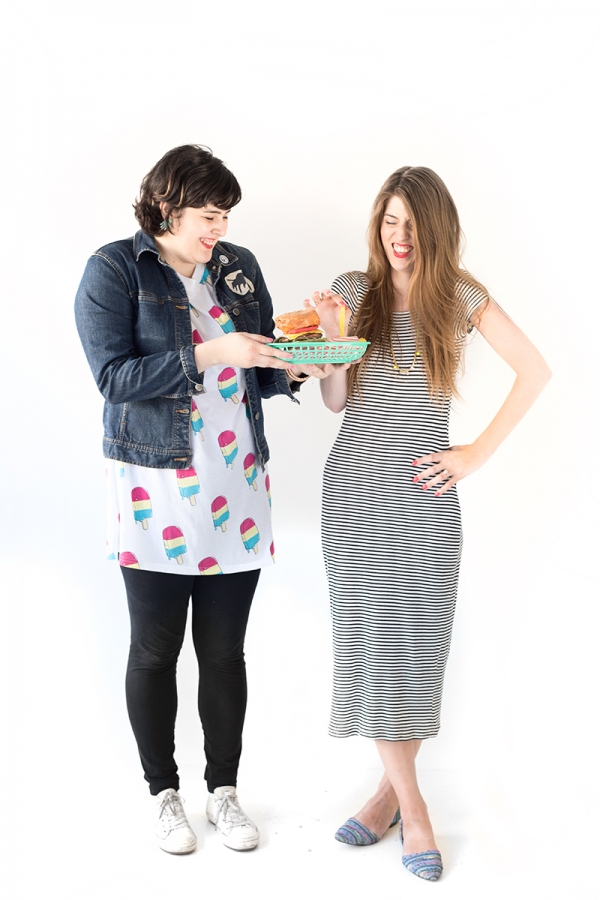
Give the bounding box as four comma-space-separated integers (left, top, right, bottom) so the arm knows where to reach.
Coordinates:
75, 253, 201, 404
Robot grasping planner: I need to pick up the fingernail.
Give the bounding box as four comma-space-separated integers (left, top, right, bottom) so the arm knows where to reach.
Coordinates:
412, 476, 419, 483
435, 491, 441, 497
422, 484, 429, 491
411, 460, 417, 466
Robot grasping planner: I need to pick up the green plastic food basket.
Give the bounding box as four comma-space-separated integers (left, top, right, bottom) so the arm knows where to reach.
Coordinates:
274, 340, 370, 364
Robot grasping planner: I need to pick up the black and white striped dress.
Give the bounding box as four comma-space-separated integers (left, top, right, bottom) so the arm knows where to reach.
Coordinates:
323, 272, 487, 740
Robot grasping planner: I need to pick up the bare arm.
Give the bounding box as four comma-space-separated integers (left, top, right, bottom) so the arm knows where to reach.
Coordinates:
320, 365, 350, 412
413, 301, 552, 495
468, 302, 552, 460
300, 290, 352, 411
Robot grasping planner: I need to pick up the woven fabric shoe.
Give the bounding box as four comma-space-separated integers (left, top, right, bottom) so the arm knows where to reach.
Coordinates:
206, 786, 259, 851
399, 818, 443, 881
335, 809, 401, 845
154, 788, 197, 854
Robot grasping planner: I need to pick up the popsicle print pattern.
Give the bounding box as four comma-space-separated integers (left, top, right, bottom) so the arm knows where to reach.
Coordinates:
199, 556, 222, 575
218, 430, 238, 468
163, 526, 187, 564
244, 453, 258, 491
217, 367, 239, 404
176, 466, 200, 505
106, 267, 276, 577
119, 551, 140, 569
209, 305, 234, 333
241, 392, 252, 420
240, 517, 260, 554
190, 399, 204, 440
265, 474, 272, 507
211, 496, 229, 532
131, 487, 152, 529
270, 541, 275, 562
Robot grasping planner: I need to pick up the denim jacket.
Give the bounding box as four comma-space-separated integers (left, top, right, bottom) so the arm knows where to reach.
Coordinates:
75, 230, 298, 469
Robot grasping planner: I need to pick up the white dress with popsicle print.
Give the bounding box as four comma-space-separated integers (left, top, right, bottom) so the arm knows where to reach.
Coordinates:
105, 265, 275, 575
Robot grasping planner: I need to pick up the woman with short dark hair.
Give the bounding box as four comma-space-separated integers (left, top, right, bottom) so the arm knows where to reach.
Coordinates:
75, 144, 332, 855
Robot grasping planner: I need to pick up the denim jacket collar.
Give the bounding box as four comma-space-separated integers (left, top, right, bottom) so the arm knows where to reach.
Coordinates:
133, 229, 159, 260
133, 230, 238, 270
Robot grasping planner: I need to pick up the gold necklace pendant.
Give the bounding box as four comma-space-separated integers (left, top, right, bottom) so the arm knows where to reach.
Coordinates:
392, 360, 418, 374
390, 326, 420, 374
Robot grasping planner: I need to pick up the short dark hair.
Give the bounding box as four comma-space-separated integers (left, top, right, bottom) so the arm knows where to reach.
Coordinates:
133, 144, 242, 235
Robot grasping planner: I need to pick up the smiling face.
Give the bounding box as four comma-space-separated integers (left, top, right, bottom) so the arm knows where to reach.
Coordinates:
155, 205, 230, 276
380, 195, 415, 279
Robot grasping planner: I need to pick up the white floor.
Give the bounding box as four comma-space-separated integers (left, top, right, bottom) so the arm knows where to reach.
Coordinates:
3, 527, 596, 899
42, 770, 513, 899
7, 755, 588, 900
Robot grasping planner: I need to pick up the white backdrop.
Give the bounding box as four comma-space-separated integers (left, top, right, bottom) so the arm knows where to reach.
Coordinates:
1, 1, 598, 898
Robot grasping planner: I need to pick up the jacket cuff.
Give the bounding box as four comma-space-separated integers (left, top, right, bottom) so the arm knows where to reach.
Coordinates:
279, 368, 303, 399
180, 345, 205, 392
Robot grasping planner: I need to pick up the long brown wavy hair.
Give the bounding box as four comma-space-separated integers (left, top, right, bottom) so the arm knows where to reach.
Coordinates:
348, 166, 489, 401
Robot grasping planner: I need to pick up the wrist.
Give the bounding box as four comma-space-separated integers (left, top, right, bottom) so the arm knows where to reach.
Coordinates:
286, 367, 311, 383
469, 438, 493, 468
194, 339, 220, 372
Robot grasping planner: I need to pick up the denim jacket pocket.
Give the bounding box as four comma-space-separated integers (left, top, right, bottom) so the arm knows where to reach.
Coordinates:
116, 397, 188, 452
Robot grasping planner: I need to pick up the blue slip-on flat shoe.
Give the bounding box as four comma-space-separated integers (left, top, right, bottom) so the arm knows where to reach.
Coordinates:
398, 818, 443, 881
335, 808, 401, 845
402, 851, 443, 881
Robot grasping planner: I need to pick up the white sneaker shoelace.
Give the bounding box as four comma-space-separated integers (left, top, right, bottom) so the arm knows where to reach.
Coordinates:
157, 790, 190, 833
213, 789, 252, 831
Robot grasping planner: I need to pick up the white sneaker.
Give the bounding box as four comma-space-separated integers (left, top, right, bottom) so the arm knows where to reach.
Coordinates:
206, 786, 259, 851
154, 788, 197, 854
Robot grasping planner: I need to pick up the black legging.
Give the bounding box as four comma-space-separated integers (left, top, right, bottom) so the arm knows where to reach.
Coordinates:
121, 566, 260, 795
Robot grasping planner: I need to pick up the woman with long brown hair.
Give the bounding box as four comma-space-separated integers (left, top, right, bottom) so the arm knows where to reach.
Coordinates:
313, 166, 550, 881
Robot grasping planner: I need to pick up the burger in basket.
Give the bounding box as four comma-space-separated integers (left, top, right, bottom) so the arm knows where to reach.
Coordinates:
273, 308, 326, 343
272, 305, 369, 364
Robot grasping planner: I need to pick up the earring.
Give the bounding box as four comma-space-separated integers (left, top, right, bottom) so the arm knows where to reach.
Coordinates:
159, 217, 173, 231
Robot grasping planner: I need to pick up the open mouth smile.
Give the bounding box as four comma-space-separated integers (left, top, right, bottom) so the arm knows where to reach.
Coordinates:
392, 243, 413, 259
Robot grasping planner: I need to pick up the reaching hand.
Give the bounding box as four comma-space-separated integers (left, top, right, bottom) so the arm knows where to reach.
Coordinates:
304, 290, 349, 339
